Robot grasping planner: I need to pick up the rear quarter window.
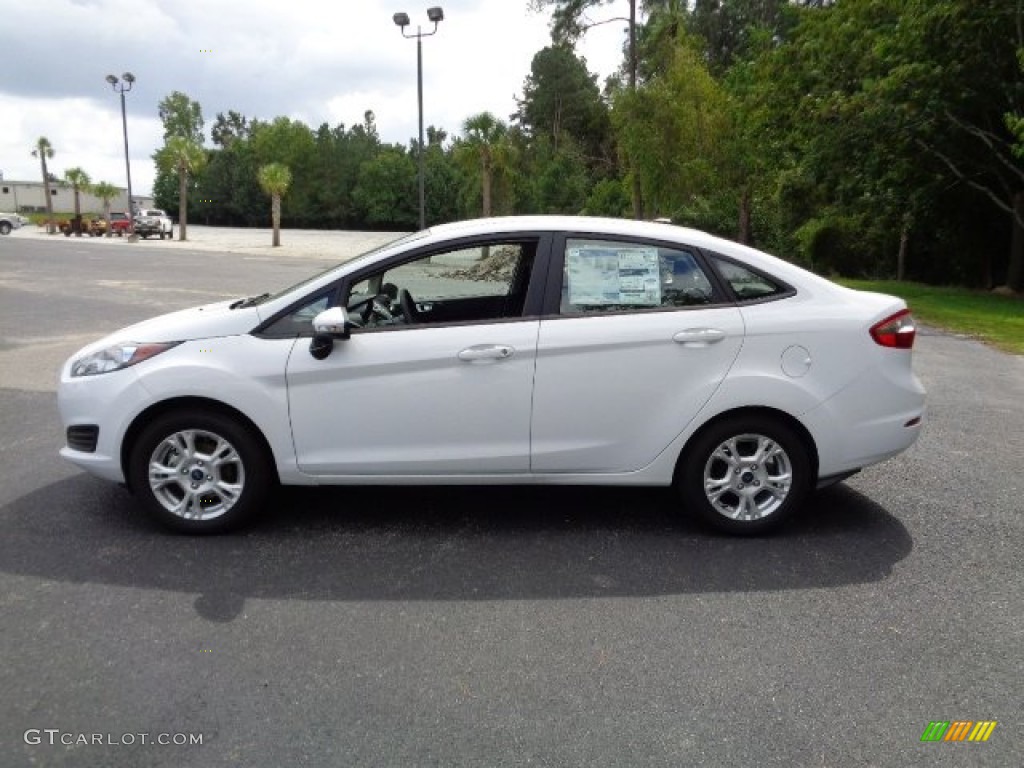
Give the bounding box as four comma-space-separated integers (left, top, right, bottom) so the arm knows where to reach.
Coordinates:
710, 256, 789, 302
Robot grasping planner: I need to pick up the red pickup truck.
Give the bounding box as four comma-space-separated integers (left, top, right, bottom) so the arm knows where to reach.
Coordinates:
108, 211, 132, 236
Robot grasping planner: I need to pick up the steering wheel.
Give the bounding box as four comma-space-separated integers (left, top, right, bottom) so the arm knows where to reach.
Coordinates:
347, 293, 394, 326
399, 288, 420, 324
346, 293, 376, 325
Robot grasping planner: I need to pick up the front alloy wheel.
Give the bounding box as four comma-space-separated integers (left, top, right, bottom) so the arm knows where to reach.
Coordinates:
678, 416, 811, 534
130, 410, 271, 533
148, 429, 245, 521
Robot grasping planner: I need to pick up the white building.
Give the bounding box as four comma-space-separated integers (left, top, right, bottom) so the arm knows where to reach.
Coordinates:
0, 179, 153, 215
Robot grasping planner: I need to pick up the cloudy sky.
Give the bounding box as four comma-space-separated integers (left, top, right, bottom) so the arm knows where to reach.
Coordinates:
1, 0, 631, 196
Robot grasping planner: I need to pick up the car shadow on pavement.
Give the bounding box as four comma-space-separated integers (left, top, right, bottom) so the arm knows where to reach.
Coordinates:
0, 476, 911, 622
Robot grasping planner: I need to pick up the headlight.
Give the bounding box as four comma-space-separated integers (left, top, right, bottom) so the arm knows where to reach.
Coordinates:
71, 341, 181, 377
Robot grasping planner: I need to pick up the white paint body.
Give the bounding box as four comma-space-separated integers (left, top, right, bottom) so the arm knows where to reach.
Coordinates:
58, 216, 925, 491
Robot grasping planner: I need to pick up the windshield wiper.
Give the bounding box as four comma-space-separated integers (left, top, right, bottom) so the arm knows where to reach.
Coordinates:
230, 293, 270, 309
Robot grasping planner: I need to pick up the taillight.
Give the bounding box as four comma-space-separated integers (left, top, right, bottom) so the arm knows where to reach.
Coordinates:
870, 309, 916, 349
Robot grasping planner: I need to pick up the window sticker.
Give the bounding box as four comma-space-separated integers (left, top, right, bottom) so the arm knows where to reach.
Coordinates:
566, 246, 662, 306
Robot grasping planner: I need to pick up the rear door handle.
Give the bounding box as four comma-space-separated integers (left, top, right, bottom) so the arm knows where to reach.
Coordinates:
673, 328, 727, 347
457, 345, 515, 362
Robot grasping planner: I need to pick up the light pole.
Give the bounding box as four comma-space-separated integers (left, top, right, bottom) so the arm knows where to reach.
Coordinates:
106, 72, 137, 241
393, 7, 444, 231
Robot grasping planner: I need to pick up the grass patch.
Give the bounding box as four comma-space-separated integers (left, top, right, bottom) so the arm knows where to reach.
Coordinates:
837, 279, 1024, 355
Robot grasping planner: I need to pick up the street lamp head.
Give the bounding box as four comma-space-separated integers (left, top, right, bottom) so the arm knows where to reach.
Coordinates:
393, 11, 410, 27
122, 72, 136, 83
106, 74, 119, 85
426, 6, 444, 23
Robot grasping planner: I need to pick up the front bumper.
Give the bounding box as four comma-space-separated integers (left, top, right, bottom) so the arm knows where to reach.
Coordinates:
58, 365, 153, 484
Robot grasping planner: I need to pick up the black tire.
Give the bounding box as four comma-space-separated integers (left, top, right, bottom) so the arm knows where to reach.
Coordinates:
0, 222, 11, 235
128, 409, 273, 534
676, 414, 811, 535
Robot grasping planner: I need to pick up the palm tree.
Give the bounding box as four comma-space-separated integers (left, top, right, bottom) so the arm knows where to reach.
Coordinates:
155, 136, 206, 241
257, 163, 292, 247
63, 167, 92, 234
461, 112, 509, 217
91, 181, 120, 237
31, 137, 56, 233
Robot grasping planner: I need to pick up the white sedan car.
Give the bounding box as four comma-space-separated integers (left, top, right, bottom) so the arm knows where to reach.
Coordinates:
58, 216, 925, 534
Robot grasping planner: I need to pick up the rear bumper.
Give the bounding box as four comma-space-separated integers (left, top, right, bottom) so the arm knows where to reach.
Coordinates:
803, 360, 926, 477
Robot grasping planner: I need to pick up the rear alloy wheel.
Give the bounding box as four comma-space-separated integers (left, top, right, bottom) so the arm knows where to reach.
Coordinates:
0, 222, 12, 235
129, 410, 272, 533
678, 415, 811, 535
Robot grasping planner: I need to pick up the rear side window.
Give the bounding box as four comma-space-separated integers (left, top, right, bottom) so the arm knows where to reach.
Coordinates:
710, 256, 786, 302
560, 238, 716, 315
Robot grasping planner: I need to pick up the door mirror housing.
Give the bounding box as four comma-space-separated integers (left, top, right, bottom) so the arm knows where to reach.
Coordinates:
312, 306, 352, 338
310, 306, 353, 360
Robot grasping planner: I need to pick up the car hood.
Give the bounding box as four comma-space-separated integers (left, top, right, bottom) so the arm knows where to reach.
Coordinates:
82, 300, 260, 350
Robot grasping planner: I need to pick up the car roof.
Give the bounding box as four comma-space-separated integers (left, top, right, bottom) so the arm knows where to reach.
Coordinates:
426, 215, 707, 242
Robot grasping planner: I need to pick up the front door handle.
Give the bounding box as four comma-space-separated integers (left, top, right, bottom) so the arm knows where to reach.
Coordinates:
457, 345, 515, 362
673, 328, 727, 347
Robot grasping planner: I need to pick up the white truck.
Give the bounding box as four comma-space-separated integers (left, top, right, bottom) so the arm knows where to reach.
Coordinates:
133, 208, 174, 239
0, 212, 29, 235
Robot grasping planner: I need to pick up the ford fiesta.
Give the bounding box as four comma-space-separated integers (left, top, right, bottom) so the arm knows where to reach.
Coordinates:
58, 216, 925, 535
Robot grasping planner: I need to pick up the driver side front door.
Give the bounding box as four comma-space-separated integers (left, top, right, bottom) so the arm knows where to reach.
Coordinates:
286, 239, 542, 477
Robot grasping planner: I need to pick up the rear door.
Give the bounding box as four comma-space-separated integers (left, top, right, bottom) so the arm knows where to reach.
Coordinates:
530, 234, 744, 473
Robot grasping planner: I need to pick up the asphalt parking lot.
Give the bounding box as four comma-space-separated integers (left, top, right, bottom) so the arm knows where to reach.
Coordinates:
1, 231, 1021, 767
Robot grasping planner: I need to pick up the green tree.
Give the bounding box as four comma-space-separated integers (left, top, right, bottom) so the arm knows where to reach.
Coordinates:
352, 148, 418, 229
526, 135, 592, 213
31, 137, 56, 233
154, 91, 206, 225
611, 34, 728, 220
458, 112, 511, 217
196, 141, 262, 226
250, 117, 317, 225
155, 137, 207, 241
257, 163, 293, 246
516, 45, 613, 169
63, 167, 92, 229
747, 0, 1022, 285
307, 114, 385, 228
158, 91, 205, 143
685, 0, 791, 75
91, 181, 120, 237
530, 0, 643, 216
211, 110, 250, 148
423, 137, 462, 225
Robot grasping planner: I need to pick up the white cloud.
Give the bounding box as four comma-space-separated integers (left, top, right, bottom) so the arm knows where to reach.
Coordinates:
1, 0, 631, 195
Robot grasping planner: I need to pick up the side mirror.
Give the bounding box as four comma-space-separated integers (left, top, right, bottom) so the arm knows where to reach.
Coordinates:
312, 306, 352, 336
309, 307, 352, 360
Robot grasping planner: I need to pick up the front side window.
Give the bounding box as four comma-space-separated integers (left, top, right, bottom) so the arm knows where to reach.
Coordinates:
560, 238, 716, 315
261, 293, 331, 337
346, 241, 535, 330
